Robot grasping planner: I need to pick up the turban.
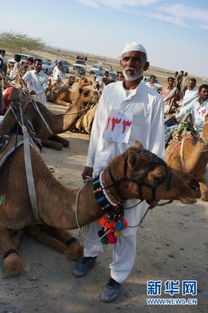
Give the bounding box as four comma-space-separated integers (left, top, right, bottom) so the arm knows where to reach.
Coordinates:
122, 42, 147, 56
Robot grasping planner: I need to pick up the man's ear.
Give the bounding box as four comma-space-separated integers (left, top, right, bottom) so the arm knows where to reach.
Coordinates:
143, 61, 149, 72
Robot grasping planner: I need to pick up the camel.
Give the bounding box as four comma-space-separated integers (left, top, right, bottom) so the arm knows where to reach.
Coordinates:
0, 137, 201, 276
75, 103, 97, 134
165, 114, 208, 201
0, 87, 99, 150
46, 77, 91, 106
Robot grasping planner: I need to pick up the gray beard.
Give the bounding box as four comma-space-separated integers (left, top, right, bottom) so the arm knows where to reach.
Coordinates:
122, 67, 143, 82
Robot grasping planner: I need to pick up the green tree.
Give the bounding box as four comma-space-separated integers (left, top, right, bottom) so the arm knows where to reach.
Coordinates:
0, 32, 45, 53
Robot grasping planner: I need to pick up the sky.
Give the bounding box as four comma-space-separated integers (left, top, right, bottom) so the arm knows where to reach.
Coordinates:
0, 0, 208, 78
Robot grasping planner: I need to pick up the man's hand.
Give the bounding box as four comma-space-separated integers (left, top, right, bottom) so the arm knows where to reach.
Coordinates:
81, 166, 93, 181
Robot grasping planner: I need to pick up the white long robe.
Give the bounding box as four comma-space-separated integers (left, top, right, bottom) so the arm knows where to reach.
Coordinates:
22, 70, 49, 106
84, 80, 165, 282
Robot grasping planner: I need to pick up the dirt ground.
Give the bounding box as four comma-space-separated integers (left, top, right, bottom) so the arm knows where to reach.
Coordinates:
0, 103, 208, 313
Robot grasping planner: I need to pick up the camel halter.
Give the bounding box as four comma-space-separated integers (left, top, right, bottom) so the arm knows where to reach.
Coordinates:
74, 149, 172, 244
105, 148, 171, 205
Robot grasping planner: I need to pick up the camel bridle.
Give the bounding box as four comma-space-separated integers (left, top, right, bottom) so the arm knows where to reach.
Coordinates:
106, 148, 171, 206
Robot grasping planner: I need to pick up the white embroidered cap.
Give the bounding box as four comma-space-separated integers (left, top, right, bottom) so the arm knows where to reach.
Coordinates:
122, 42, 147, 56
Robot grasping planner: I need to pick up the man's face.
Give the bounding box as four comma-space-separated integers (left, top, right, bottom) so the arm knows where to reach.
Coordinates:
199, 88, 208, 101
120, 51, 148, 82
168, 78, 175, 88
188, 80, 196, 90
34, 61, 42, 72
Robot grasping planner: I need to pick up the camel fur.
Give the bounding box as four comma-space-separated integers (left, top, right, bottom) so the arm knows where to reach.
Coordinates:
165, 114, 208, 201
75, 103, 97, 134
0, 139, 200, 276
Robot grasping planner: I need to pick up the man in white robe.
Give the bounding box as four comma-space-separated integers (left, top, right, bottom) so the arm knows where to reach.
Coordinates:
180, 78, 198, 107
22, 59, 49, 106
73, 42, 165, 302
52, 60, 66, 81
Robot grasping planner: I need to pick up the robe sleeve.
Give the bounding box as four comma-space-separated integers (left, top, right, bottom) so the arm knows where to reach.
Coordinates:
86, 92, 105, 167
176, 101, 194, 121
148, 97, 165, 159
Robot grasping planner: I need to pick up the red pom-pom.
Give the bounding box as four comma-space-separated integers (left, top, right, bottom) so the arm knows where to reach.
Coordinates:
99, 217, 108, 227
107, 232, 117, 244
122, 219, 128, 228
106, 221, 115, 229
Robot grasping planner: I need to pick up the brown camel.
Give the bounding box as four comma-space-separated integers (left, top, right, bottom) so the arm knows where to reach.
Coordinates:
165, 114, 208, 201
75, 103, 97, 134
0, 139, 200, 276
46, 77, 91, 106
0, 88, 99, 150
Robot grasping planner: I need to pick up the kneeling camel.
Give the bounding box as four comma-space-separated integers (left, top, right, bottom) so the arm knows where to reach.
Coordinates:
0, 139, 200, 276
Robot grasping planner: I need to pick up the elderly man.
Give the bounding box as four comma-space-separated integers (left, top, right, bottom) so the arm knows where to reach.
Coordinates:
52, 60, 66, 81
72, 42, 165, 302
176, 84, 208, 132
22, 59, 49, 106
180, 78, 198, 107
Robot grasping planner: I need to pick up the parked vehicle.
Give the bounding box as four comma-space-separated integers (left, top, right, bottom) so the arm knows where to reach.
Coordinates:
39, 58, 54, 74
89, 64, 104, 75
73, 59, 86, 71
8, 54, 35, 65
54, 59, 70, 73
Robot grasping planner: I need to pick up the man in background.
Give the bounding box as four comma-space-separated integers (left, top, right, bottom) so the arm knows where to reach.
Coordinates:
22, 59, 49, 106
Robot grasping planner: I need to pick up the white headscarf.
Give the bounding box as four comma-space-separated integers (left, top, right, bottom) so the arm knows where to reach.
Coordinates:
122, 42, 147, 57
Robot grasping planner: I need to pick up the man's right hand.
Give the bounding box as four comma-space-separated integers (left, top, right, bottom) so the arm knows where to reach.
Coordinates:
81, 166, 93, 181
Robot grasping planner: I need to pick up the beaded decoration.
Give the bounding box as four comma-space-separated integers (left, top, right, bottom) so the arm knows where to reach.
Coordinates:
92, 171, 128, 244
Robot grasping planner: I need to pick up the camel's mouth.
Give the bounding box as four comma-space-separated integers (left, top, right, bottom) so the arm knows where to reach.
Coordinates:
178, 196, 197, 204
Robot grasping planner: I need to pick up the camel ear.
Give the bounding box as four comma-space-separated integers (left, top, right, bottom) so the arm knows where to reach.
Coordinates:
134, 140, 143, 149
127, 150, 139, 170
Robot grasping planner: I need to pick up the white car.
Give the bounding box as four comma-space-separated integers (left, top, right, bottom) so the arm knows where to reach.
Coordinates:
89, 64, 104, 75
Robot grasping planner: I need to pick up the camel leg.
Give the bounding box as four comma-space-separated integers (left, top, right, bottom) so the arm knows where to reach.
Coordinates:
41, 138, 64, 150
199, 180, 208, 201
49, 135, 70, 147
26, 226, 83, 260
0, 228, 23, 276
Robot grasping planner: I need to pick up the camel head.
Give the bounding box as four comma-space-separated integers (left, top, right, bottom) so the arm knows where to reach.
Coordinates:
67, 75, 76, 87
77, 77, 91, 89
103, 141, 201, 205
77, 88, 99, 107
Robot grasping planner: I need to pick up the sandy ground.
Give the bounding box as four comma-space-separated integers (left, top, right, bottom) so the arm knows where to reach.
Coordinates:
0, 103, 208, 313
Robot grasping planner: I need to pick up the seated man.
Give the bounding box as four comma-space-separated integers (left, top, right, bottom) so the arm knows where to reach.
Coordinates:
180, 78, 198, 107
176, 84, 208, 132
